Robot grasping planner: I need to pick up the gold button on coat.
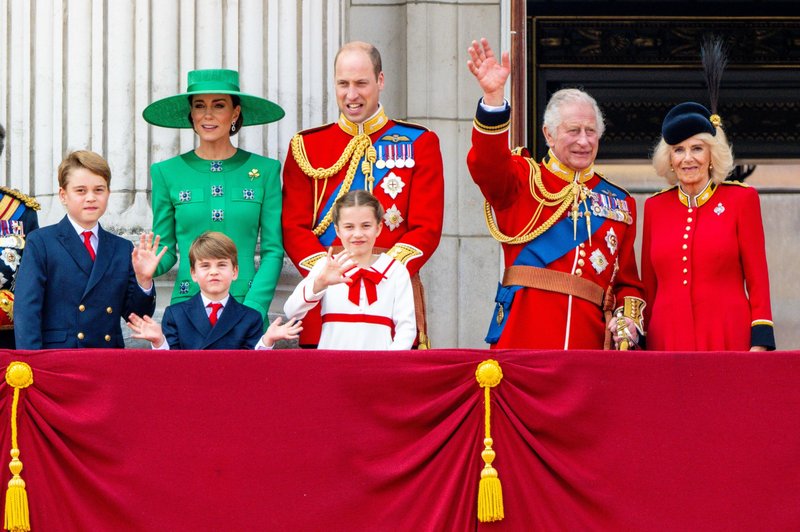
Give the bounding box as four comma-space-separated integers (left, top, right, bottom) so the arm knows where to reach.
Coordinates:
79, 305, 85, 312
106, 307, 113, 314
104, 335, 111, 342
575, 268, 583, 276
77, 332, 85, 340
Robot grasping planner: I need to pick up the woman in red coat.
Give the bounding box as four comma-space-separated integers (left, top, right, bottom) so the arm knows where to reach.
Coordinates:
641, 102, 775, 351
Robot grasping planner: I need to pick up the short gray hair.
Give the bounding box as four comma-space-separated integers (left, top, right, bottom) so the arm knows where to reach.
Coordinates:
542, 88, 605, 146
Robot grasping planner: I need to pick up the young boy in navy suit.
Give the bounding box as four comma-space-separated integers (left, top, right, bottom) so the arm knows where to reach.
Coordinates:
14, 150, 165, 349
127, 231, 301, 350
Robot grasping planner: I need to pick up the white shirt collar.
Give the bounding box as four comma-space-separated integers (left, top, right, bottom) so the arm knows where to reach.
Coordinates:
66, 215, 98, 238
201, 293, 230, 309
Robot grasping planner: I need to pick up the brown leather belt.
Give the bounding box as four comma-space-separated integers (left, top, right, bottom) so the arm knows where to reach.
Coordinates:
502, 265, 604, 307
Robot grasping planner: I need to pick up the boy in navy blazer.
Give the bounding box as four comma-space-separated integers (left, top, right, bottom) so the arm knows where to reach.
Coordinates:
14, 150, 164, 349
127, 231, 301, 350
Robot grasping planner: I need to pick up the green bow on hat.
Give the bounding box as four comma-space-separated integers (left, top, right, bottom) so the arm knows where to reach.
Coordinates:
142, 69, 285, 128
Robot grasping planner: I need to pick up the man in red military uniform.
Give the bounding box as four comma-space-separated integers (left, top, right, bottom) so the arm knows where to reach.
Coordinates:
282, 41, 444, 347
466, 38, 644, 350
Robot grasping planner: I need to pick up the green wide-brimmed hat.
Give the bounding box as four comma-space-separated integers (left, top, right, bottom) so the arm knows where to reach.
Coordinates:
142, 69, 285, 128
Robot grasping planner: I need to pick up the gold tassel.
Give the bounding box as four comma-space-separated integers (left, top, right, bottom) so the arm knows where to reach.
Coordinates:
4, 361, 33, 532
475, 359, 504, 523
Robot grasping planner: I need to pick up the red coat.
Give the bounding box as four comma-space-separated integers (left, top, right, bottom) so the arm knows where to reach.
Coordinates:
641, 182, 775, 350
467, 104, 643, 349
282, 109, 444, 345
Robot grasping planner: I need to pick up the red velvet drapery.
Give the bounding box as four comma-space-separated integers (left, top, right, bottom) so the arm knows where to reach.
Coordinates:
2, 349, 799, 531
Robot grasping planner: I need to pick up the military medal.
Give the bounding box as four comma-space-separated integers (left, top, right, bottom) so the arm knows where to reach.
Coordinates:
395, 145, 406, 168
375, 145, 386, 169
405, 144, 415, 168
393, 144, 403, 168
590, 249, 609, 274
385, 145, 395, 169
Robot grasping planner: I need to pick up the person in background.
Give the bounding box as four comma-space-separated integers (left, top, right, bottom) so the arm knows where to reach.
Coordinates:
282, 41, 443, 348
466, 37, 644, 350
284, 190, 416, 350
143, 69, 285, 323
128, 231, 302, 350
0, 123, 41, 349
14, 150, 162, 349
641, 102, 774, 351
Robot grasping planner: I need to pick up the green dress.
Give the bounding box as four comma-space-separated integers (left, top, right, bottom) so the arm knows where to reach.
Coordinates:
151, 149, 283, 319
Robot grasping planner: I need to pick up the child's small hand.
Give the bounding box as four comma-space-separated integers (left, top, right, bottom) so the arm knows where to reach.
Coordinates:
127, 313, 166, 347
261, 317, 303, 347
132, 232, 168, 288
313, 248, 356, 292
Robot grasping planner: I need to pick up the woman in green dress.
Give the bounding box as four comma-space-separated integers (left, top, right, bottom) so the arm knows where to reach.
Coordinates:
143, 69, 285, 319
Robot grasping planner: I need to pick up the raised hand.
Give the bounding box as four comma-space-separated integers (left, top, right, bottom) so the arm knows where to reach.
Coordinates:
261, 316, 304, 347
132, 232, 168, 289
127, 313, 166, 347
312, 248, 357, 293
467, 38, 511, 106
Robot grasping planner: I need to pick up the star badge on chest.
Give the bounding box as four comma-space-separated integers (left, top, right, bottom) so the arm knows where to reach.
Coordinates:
383, 204, 404, 231
380, 172, 405, 199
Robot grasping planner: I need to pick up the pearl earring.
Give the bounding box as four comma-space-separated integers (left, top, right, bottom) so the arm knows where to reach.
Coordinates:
709, 163, 713, 170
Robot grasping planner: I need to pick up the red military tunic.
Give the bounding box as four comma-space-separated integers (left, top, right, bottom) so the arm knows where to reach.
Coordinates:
467, 102, 644, 349
282, 106, 444, 346
641, 181, 775, 350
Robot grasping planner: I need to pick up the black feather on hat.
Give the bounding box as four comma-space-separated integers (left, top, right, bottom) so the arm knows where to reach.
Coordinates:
661, 35, 728, 145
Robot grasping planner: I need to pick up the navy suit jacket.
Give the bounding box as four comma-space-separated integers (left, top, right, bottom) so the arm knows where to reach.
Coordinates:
14, 216, 156, 349
162, 293, 264, 350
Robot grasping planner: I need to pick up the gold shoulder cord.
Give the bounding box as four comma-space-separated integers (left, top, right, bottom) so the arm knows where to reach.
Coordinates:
290, 133, 377, 237
483, 159, 577, 245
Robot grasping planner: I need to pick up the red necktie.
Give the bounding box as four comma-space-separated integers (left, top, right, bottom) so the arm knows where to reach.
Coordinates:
208, 302, 223, 326
347, 268, 385, 306
82, 231, 96, 261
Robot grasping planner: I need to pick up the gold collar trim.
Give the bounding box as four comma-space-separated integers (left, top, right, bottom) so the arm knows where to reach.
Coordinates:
338, 105, 388, 137
678, 180, 716, 208
543, 150, 594, 183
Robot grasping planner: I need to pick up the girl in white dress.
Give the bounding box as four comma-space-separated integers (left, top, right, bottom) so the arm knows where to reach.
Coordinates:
284, 190, 416, 350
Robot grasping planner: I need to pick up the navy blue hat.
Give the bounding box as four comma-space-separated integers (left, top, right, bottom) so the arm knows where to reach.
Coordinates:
661, 102, 717, 145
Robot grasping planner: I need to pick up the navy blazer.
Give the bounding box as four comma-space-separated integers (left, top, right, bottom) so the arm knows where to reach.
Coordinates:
14, 216, 156, 349
162, 293, 264, 350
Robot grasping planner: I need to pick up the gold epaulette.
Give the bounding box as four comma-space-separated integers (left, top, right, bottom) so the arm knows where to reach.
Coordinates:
719, 180, 750, 188
393, 119, 429, 132
650, 185, 678, 198
0, 186, 40, 210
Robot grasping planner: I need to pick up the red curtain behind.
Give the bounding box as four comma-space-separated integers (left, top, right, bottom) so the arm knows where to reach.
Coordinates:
2, 349, 800, 531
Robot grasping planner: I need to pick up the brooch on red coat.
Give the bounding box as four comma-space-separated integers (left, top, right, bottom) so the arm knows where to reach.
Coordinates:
714, 202, 725, 216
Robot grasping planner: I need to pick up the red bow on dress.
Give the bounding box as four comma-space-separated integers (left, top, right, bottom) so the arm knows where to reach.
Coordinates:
347, 268, 385, 306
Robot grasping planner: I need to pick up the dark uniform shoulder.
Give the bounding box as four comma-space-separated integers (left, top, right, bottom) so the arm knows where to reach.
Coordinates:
393, 119, 430, 132
718, 180, 750, 188
295, 122, 337, 137
595, 172, 632, 197
0, 186, 40, 210
650, 185, 678, 198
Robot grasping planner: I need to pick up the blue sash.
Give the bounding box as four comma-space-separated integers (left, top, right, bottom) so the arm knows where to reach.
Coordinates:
485, 179, 627, 343
315, 123, 424, 246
